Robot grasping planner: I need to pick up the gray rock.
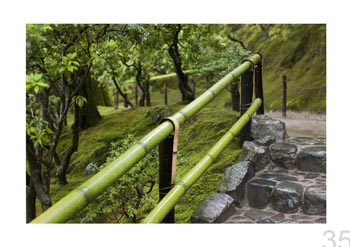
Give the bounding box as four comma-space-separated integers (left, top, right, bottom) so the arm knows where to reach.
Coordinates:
239, 141, 271, 171
152, 111, 161, 124
191, 193, 234, 223
303, 184, 326, 215
297, 146, 326, 173
257, 218, 275, 224
85, 162, 97, 176
251, 115, 288, 143
219, 161, 254, 203
270, 213, 285, 222
254, 135, 276, 146
244, 209, 275, 221
270, 143, 298, 169
247, 179, 277, 209
272, 181, 304, 213
304, 173, 320, 179
259, 173, 298, 182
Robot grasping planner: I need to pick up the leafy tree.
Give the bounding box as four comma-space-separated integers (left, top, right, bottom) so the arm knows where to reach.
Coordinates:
26, 24, 110, 221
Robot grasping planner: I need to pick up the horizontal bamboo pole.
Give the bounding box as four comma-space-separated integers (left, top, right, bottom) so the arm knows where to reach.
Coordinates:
31, 54, 261, 223
125, 70, 199, 84
149, 70, 199, 82
143, 98, 262, 223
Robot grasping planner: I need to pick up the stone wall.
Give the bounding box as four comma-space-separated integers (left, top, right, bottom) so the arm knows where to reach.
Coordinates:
191, 114, 326, 224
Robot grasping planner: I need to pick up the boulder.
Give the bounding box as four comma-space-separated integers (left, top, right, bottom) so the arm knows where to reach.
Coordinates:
191, 193, 234, 223
85, 162, 97, 176
247, 179, 277, 209
239, 141, 271, 171
303, 184, 326, 215
297, 146, 326, 173
251, 115, 288, 143
270, 143, 298, 169
219, 161, 254, 203
271, 181, 304, 213
254, 135, 276, 146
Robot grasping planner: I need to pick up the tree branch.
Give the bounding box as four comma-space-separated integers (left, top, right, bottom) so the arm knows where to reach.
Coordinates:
227, 35, 247, 50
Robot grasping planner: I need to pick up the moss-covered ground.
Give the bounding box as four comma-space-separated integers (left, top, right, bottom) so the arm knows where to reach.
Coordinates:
49, 87, 241, 223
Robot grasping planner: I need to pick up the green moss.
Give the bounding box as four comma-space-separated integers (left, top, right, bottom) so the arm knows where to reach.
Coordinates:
236, 24, 326, 112
51, 96, 242, 223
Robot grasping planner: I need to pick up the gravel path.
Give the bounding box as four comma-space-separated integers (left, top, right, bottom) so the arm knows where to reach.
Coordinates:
266, 111, 326, 138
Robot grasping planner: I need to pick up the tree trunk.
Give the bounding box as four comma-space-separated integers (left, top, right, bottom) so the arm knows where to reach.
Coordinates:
78, 68, 102, 130
111, 76, 134, 108
168, 24, 194, 102
37, 89, 52, 193
26, 135, 52, 213
144, 76, 151, 107
26, 173, 37, 222
56, 103, 80, 185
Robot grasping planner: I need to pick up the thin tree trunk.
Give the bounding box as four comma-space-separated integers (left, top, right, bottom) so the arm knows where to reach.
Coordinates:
144, 76, 151, 107
168, 24, 194, 102
26, 173, 37, 222
26, 134, 52, 213
56, 103, 80, 185
111, 76, 134, 108
37, 89, 52, 194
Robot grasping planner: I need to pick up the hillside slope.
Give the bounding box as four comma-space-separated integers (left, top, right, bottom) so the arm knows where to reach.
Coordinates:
235, 24, 326, 112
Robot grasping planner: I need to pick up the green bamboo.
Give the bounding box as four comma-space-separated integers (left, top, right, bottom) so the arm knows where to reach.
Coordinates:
125, 70, 199, 84
30, 54, 261, 223
143, 98, 262, 223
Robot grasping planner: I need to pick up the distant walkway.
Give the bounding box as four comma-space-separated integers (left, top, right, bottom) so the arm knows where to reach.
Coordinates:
266, 111, 326, 138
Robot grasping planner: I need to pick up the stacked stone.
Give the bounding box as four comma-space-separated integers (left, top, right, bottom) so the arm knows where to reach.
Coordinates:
191, 114, 326, 223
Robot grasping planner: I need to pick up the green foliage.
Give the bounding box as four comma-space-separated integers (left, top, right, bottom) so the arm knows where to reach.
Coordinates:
26, 116, 52, 148
82, 134, 158, 223
193, 46, 251, 84
59, 52, 81, 79
72, 95, 88, 108
26, 73, 48, 93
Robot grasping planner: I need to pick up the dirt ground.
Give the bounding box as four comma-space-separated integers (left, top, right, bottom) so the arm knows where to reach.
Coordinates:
266, 110, 326, 138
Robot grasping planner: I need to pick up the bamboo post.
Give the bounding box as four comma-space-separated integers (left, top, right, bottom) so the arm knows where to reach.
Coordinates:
240, 69, 254, 147
231, 80, 240, 112
135, 85, 138, 106
158, 135, 175, 223
255, 61, 264, 114
164, 83, 168, 105
282, 75, 287, 117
